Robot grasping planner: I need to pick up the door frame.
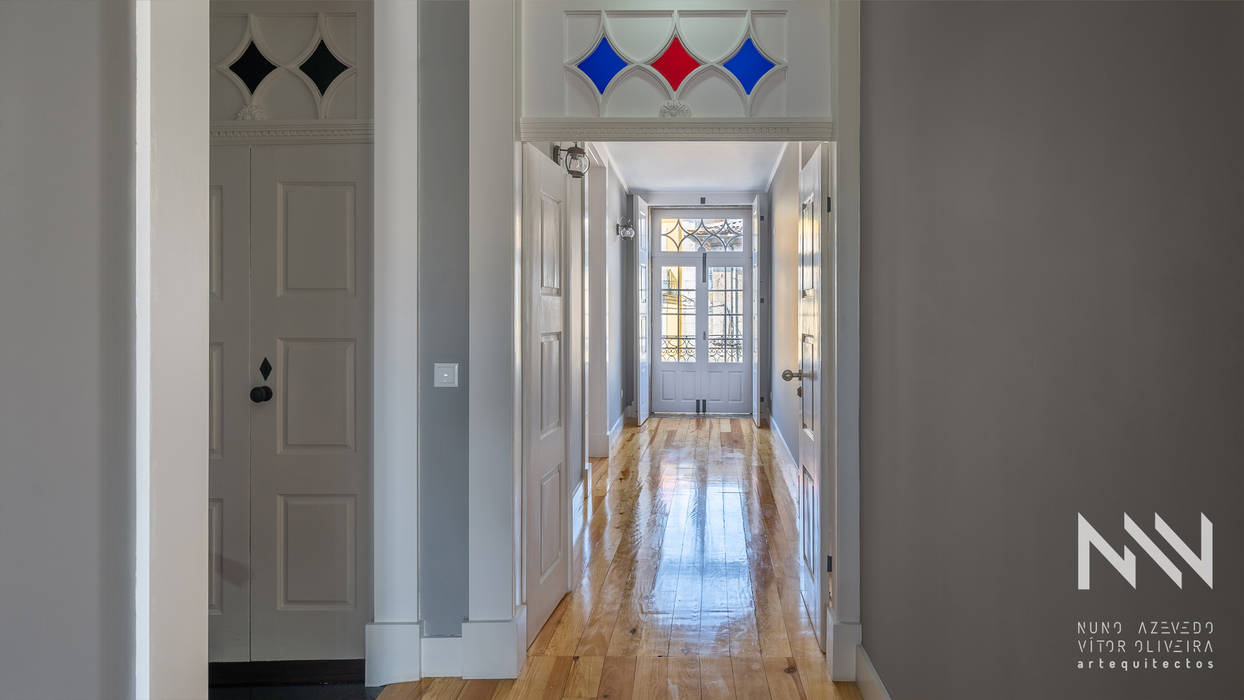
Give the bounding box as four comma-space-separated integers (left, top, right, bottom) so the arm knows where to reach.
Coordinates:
471, 0, 862, 682
649, 206, 755, 415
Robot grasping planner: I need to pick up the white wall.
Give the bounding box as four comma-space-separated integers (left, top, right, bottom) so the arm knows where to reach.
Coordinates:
605, 166, 627, 431
587, 155, 629, 455
767, 143, 800, 452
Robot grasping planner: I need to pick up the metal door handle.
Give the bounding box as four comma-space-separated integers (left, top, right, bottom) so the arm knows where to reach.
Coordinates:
250, 385, 273, 403
781, 369, 805, 382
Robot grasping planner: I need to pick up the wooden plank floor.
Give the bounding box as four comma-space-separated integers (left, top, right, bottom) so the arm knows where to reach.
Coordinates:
379, 417, 862, 700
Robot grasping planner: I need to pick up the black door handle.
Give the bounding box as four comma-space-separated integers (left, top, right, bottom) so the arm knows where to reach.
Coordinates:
250, 385, 273, 403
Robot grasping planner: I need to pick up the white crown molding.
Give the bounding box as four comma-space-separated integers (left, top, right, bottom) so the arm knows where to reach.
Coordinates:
520, 118, 833, 143
210, 119, 374, 145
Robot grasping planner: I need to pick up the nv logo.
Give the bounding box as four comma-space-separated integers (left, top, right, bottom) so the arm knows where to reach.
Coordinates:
1077, 513, 1212, 590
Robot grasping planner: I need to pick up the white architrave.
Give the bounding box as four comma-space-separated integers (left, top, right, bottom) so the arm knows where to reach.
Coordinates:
825, 0, 862, 682
367, 0, 423, 687
136, 0, 210, 696
464, 0, 528, 678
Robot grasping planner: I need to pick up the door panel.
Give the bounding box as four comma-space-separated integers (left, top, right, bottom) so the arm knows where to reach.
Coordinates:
634, 194, 651, 425
705, 260, 748, 413
249, 144, 372, 660
209, 145, 252, 662
523, 144, 570, 645
653, 263, 699, 413
796, 144, 831, 648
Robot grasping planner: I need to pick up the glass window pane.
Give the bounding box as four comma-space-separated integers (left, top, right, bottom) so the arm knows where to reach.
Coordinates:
707, 266, 743, 363
659, 265, 696, 362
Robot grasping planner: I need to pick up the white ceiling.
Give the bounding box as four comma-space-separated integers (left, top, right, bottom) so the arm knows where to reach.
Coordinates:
600, 141, 786, 193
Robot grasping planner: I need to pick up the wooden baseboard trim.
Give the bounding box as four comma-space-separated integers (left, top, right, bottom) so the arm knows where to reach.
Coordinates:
209, 659, 365, 686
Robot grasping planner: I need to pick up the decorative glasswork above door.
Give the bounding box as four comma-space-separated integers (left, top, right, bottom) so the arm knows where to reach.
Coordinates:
565, 10, 786, 118
660, 218, 746, 252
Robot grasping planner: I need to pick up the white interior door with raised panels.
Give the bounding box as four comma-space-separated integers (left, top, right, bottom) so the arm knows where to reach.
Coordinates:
651, 209, 752, 415
210, 146, 253, 662
522, 144, 571, 645
209, 143, 372, 662
795, 144, 831, 649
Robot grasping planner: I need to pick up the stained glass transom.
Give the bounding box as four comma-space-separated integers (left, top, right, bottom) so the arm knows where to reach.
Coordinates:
660, 218, 745, 252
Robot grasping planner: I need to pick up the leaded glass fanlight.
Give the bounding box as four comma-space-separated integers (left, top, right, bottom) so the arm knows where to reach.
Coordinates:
660, 218, 745, 252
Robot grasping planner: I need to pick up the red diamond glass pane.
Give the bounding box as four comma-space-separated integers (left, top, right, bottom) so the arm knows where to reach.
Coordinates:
649, 36, 700, 91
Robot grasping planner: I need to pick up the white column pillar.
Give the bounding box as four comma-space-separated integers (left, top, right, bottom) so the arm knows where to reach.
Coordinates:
137, 0, 210, 697
463, 0, 527, 679
367, 0, 424, 687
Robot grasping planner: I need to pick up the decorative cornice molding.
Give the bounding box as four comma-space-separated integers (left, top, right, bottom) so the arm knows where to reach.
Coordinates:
210, 119, 373, 145
519, 117, 833, 142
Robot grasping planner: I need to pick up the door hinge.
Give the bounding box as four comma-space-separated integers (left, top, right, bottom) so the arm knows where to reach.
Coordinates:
827, 555, 833, 573
826, 196, 833, 213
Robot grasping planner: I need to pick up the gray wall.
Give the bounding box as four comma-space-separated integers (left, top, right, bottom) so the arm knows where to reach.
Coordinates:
606, 167, 627, 429
768, 145, 801, 450
860, 3, 1244, 699
0, 0, 135, 694
418, 0, 469, 637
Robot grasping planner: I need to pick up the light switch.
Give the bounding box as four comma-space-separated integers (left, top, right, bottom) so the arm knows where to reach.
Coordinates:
433, 363, 459, 388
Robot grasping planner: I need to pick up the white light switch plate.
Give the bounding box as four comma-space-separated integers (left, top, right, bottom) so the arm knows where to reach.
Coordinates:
433, 363, 459, 388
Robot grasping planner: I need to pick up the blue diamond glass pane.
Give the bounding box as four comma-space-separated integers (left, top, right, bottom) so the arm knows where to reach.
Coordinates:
723, 37, 776, 95
576, 36, 628, 94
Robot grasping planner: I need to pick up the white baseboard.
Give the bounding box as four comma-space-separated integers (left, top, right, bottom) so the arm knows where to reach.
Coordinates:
460, 607, 527, 679
365, 621, 422, 686
769, 417, 797, 467
856, 646, 894, 700
420, 636, 462, 678
826, 606, 862, 680
571, 478, 588, 568
589, 415, 625, 458
588, 432, 608, 458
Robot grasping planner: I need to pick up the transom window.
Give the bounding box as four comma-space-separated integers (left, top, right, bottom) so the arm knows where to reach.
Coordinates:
660, 218, 745, 252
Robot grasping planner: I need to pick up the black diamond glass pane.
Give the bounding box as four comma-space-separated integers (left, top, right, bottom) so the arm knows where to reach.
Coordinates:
229, 41, 277, 95
259, 358, 272, 380
299, 40, 348, 95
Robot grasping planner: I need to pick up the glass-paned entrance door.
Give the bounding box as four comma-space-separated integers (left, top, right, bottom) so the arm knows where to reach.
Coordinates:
650, 211, 752, 414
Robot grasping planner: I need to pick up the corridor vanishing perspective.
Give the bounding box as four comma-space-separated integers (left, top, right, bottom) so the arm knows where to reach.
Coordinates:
380, 418, 862, 699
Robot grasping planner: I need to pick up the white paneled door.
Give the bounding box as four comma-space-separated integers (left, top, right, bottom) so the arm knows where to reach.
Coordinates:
209, 144, 372, 662
210, 146, 252, 662
522, 144, 571, 645
651, 210, 752, 415
793, 144, 831, 649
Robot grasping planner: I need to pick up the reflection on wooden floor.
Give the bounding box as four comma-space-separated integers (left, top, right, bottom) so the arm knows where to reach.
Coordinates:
379, 417, 862, 699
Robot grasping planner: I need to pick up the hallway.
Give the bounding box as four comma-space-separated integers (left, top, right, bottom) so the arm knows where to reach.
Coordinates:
380, 418, 862, 699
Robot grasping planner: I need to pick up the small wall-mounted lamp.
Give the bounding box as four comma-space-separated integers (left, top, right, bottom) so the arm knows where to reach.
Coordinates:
616, 217, 636, 239
552, 144, 589, 179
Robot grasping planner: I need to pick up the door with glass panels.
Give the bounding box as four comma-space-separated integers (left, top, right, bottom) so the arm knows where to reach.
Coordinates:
650, 211, 752, 414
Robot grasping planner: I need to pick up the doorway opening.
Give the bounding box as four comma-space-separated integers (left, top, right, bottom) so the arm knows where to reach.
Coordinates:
650, 208, 753, 415
516, 139, 855, 692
